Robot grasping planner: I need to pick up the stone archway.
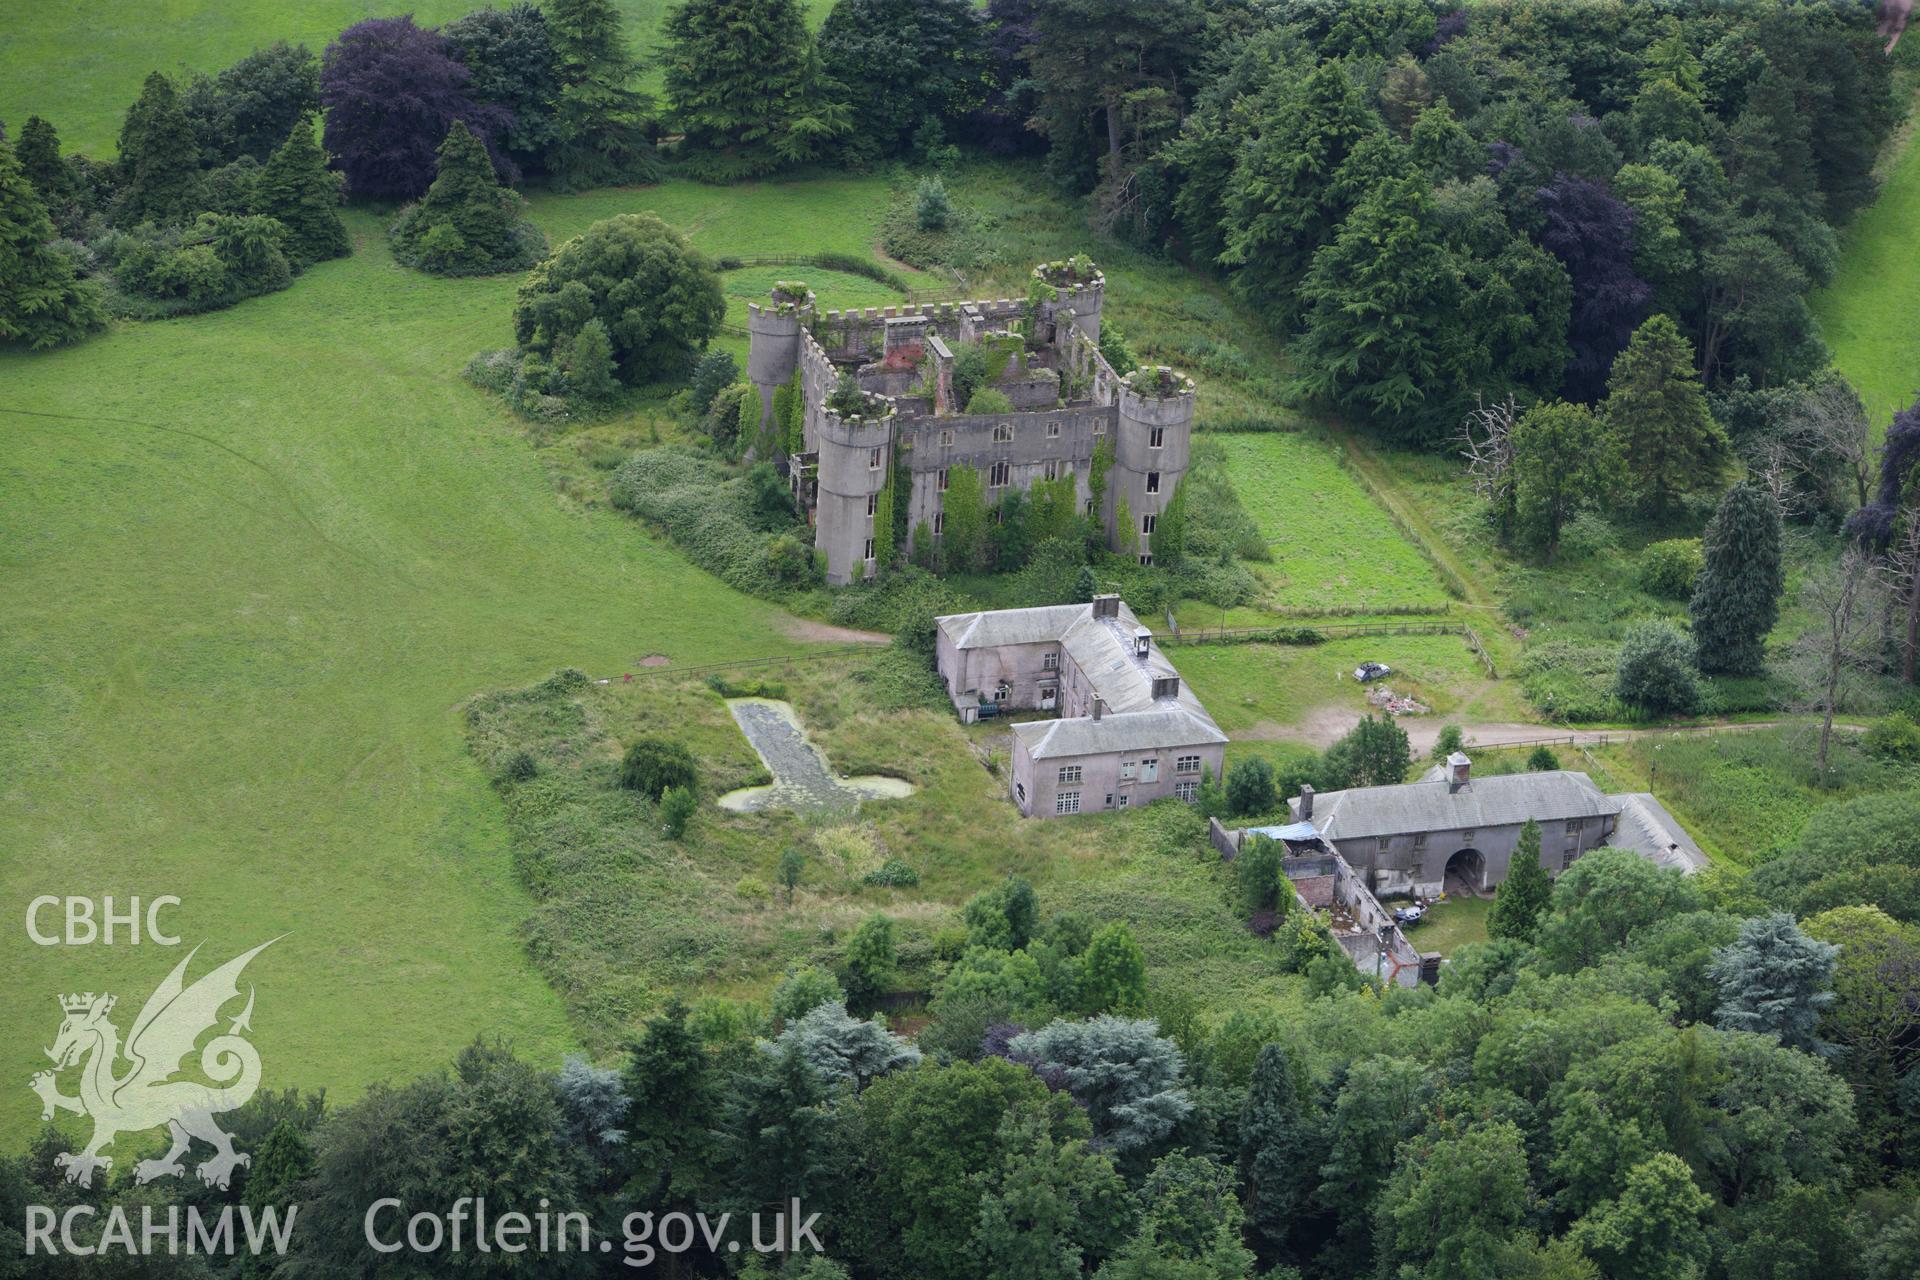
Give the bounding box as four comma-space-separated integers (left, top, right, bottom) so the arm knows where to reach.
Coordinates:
1445, 848, 1487, 896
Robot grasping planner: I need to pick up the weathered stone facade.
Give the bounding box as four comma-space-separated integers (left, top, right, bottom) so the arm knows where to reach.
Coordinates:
1285, 757, 1708, 898
747, 259, 1196, 586
934, 596, 1226, 819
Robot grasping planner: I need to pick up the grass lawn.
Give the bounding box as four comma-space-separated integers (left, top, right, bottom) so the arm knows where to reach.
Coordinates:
1407, 895, 1492, 956
1210, 432, 1453, 614
0, 189, 900, 1143
1813, 71, 1920, 437
0, 1, 838, 159
1172, 633, 1526, 738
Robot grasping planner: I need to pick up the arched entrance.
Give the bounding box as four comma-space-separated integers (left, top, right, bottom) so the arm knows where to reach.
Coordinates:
1445, 848, 1486, 896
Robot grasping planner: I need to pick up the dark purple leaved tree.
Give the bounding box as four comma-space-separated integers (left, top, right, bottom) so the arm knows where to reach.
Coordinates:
1533, 173, 1653, 403
1423, 8, 1468, 57
1847, 397, 1920, 684
320, 16, 513, 200
1846, 398, 1920, 547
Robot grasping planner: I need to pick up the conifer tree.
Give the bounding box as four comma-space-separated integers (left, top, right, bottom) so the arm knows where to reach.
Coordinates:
1489, 819, 1552, 944
1708, 912, 1838, 1055
546, 0, 657, 189
15, 116, 71, 207
841, 913, 898, 1012
242, 1120, 314, 1212
1690, 479, 1784, 675
660, 0, 848, 181
1238, 1041, 1318, 1258
0, 136, 105, 350
252, 118, 348, 267
565, 318, 619, 404
1218, 59, 1380, 307
115, 71, 203, 225
1288, 168, 1474, 442
391, 120, 537, 275
1603, 314, 1729, 517
1077, 923, 1148, 1016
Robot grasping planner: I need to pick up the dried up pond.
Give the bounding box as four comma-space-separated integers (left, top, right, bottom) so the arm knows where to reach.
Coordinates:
715, 698, 915, 813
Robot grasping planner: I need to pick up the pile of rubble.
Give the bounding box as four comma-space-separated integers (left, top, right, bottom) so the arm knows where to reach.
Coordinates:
1366, 685, 1430, 716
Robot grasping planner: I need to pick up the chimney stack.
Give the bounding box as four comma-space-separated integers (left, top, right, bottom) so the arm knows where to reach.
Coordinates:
1092, 696, 1105, 721
1299, 784, 1314, 820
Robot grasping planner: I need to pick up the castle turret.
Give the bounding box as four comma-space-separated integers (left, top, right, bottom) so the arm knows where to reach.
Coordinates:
745, 282, 815, 454
1033, 258, 1105, 344
1106, 367, 1195, 560
813, 388, 897, 586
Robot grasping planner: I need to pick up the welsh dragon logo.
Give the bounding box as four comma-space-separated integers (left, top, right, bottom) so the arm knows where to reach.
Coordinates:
30, 939, 278, 1189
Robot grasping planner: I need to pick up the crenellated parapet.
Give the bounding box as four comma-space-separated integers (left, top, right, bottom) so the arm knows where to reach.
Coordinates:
1108, 366, 1196, 559
1032, 257, 1106, 343
812, 389, 899, 586
745, 283, 817, 449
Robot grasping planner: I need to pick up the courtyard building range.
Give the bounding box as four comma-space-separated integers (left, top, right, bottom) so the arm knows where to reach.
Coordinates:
934, 595, 1226, 818
1286, 753, 1709, 899
745, 257, 1194, 585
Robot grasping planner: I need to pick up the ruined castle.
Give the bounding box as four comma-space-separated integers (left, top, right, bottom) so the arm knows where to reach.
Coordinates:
744, 258, 1196, 586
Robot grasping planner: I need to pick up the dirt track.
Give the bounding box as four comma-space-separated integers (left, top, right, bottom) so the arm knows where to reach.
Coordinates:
1244, 708, 1815, 752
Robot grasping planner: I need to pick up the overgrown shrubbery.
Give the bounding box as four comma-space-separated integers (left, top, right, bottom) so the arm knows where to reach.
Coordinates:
619, 736, 697, 799
1519, 641, 1620, 724
1615, 621, 1705, 719
1864, 713, 1920, 765
1638, 538, 1704, 600
94, 211, 294, 318
609, 447, 819, 594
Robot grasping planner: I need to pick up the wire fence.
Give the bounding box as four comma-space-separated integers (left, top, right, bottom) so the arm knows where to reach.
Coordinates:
1157, 619, 1500, 679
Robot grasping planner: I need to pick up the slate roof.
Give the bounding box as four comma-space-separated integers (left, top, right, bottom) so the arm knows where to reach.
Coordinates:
940, 599, 1225, 760
1297, 771, 1622, 840
1608, 793, 1710, 873
1012, 705, 1228, 759
938, 603, 1096, 649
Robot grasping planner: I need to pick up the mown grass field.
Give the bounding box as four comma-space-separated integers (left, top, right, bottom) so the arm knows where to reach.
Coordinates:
0, 179, 906, 1143
1812, 71, 1920, 437
0, 0, 839, 159
1209, 432, 1453, 613
1172, 632, 1526, 736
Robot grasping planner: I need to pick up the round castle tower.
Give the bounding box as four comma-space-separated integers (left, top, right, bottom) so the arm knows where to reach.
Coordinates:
1107, 367, 1196, 559
745, 283, 815, 452
813, 390, 897, 586
1032, 259, 1105, 344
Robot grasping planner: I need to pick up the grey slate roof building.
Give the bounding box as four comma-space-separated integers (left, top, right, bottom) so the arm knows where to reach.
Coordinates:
934, 595, 1226, 817
1288, 757, 1709, 896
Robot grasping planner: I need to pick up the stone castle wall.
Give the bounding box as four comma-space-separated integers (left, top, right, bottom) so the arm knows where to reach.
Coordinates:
751, 262, 1191, 585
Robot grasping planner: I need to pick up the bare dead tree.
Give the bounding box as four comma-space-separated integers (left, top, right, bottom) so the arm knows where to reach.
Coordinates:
1746, 436, 1812, 521
1457, 394, 1519, 535
1789, 547, 1888, 775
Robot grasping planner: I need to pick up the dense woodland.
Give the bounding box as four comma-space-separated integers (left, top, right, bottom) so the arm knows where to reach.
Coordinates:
7, 831, 1920, 1279
5, 2, 1920, 1278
